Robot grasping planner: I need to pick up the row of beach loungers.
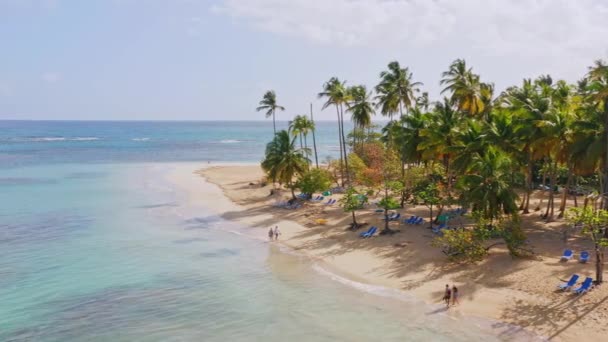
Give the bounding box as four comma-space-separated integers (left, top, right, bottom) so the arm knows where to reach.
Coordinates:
557, 275, 594, 294
561, 249, 590, 263
274, 197, 336, 210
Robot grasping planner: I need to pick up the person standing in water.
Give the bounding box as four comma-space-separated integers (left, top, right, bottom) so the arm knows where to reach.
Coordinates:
274, 226, 281, 240
452, 285, 459, 306
268, 227, 274, 241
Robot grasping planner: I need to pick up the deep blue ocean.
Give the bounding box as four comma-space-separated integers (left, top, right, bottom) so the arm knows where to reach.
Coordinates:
0, 121, 541, 341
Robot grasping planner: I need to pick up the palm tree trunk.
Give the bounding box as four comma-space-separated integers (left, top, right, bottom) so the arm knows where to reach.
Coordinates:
523, 159, 533, 214
558, 165, 573, 218
351, 210, 358, 226
272, 110, 276, 135
335, 105, 345, 186
602, 100, 608, 210
310, 104, 319, 168
544, 162, 557, 222
339, 104, 350, 185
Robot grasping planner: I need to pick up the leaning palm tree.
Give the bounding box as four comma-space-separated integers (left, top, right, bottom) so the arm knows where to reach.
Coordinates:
256, 90, 285, 135
261, 130, 310, 199
318, 77, 351, 185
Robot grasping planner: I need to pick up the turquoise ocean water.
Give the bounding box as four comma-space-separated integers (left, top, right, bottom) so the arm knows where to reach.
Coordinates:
0, 121, 540, 341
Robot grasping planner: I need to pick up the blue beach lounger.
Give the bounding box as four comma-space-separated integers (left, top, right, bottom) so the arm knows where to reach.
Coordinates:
361, 226, 378, 238
405, 216, 415, 223
579, 251, 590, 263
573, 277, 593, 294
414, 217, 423, 224
558, 274, 579, 291
561, 249, 574, 261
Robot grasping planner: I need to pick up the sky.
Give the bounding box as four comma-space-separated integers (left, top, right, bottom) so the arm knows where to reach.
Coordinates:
1, 0, 607, 121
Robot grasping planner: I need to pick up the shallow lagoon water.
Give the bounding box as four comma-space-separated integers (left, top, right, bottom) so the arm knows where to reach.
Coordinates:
0, 163, 544, 341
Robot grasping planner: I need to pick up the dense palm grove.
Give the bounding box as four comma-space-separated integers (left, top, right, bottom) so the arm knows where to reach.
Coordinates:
259, 58, 608, 280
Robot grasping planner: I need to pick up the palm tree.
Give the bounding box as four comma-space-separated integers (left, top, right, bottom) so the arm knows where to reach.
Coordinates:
375, 61, 422, 119
457, 147, 519, 224
261, 130, 310, 199
319, 77, 351, 185
585, 60, 608, 208
502, 78, 551, 213
256, 90, 285, 135
289, 115, 315, 153
440, 59, 487, 117
346, 85, 375, 147
419, 98, 462, 191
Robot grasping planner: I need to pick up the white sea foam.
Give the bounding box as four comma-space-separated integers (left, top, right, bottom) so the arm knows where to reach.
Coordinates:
21, 137, 100, 142
132, 138, 150, 141
70, 137, 100, 141
219, 139, 242, 144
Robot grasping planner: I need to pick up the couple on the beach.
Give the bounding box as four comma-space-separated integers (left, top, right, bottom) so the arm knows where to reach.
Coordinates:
443, 284, 459, 308
268, 226, 281, 241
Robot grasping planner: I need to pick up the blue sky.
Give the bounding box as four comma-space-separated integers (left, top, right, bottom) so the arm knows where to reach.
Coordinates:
1, 0, 607, 121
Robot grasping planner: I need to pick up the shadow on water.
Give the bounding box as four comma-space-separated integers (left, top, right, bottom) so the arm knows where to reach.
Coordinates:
64, 172, 108, 180
0, 177, 57, 186
0, 212, 92, 245
200, 248, 240, 258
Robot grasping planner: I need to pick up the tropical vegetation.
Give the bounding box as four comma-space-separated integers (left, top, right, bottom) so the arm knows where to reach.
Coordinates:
259, 58, 608, 276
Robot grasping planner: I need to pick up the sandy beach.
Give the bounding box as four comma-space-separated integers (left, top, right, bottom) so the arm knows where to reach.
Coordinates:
170, 163, 608, 341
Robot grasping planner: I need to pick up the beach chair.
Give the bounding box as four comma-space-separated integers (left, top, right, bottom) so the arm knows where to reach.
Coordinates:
404, 215, 415, 224
359, 226, 375, 237
573, 277, 593, 294
327, 199, 336, 205
361, 226, 377, 238
561, 249, 574, 261
579, 251, 590, 263
389, 213, 401, 221
414, 217, 423, 225
557, 274, 579, 291
383, 213, 396, 221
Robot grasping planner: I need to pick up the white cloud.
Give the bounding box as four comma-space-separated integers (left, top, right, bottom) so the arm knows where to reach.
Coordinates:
212, 0, 608, 68
41, 72, 62, 83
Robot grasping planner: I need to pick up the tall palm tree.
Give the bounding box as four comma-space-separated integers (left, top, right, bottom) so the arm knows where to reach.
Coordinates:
440, 59, 487, 117
346, 85, 375, 147
261, 130, 310, 199
289, 115, 315, 153
502, 77, 551, 213
319, 77, 351, 185
419, 98, 462, 191
375, 61, 422, 119
585, 60, 608, 208
256, 90, 285, 135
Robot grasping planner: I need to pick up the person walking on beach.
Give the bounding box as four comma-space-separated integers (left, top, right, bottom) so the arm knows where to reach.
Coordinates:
274, 226, 281, 240
268, 227, 274, 241
452, 285, 459, 306
443, 284, 451, 308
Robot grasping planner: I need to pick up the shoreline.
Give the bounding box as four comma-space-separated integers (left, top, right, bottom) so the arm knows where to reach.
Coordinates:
168, 163, 608, 341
